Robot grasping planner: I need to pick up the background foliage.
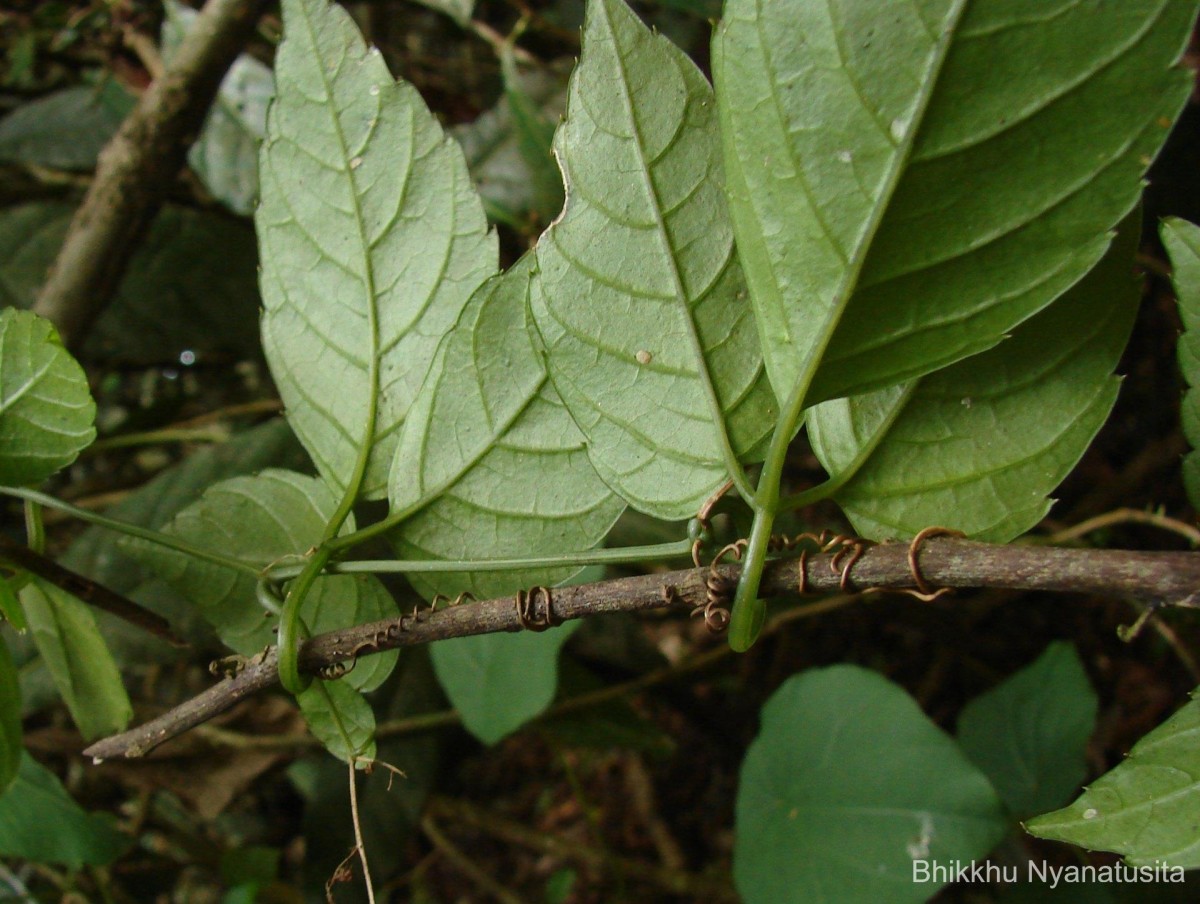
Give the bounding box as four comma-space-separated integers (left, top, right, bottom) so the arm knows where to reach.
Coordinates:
1, 0, 1200, 901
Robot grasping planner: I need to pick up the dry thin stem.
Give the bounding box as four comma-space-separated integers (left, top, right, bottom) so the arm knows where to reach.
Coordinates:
1048, 507, 1200, 546
83, 538, 1200, 761
32, 0, 268, 346
420, 812, 528, 904
348, 760, 376, 904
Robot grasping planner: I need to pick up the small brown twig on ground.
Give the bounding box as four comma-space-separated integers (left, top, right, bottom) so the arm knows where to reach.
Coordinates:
32, 0, 269, 347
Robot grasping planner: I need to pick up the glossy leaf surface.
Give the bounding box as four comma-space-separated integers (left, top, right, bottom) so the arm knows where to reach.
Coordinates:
531, 0, 774, 520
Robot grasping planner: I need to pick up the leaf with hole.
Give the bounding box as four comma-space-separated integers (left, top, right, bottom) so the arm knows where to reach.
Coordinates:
807, 217, 1138, 542
18, 578, 131, 740
258, 0, 496, 501
957, 642, 1098, 820
530, 0, 775, 520
734, 665, 1007, 904
125, 469, 398, 691
0, 309, 95, 486
1025, 688, 1200, 867
714, 0, 1193, 410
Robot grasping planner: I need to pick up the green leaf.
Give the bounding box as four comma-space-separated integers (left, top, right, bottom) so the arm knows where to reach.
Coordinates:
0, 575, 25, 632
1026, 687, 1200, 867
258, 0, 496, 501
431, 623, 578, 745
807, 215, 1139, 542
957, 643, 1098, 820
296, 678, 376, 764
163, 0, 272, 215
452, 62, 569, 228
18, 578, 131, 740
714, 0, 1193, 409
389, 259, 624, 602
0, 636, 20, 795
1161, 217, 1200, 509
0, 751, 129, 868
734, 664, 1007, 904
125, 469, 398, 691
0, 308, 95, 485
530, 0, 775, 520
0, 202, 262, 364
0, 80, 135, 170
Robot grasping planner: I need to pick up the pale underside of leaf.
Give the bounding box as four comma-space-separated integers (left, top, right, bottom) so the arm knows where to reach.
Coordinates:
1160, 218, 1200, 509
531, 0, 774, 521
258, 0, 496, 501
1025, 688, 1200, 867
715, 0, 1194, 411
125, 469, 398, 691
390, 260, 624, 602
0, 309, 95, 486
808, 220, 1139, 543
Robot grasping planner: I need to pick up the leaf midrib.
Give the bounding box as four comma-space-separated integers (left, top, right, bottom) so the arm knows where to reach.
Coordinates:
595, 0, 743, 477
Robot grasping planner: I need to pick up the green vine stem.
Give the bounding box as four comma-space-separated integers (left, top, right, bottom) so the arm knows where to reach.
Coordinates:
264, 539, 694, 581
0, 485, 255, 575
23, 499, 45, 555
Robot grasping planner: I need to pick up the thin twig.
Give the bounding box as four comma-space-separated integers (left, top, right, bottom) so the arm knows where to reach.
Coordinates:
1047, 507, 1200, 547
83, 538, 1200, 761
348, 760, 376, 904
32, 0, 269, 346
420, 812, 528, 904
0, 535, 186, 646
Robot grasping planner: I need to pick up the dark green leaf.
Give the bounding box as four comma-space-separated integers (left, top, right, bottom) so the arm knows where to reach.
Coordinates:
0, 751, 130, 868
0, 575, 25, 632
808, 216, 1139, 542
297, 678, 377, 764
715, 0, 1193, 409
18, 578, 131, 740
1161, 217, 1200, 509
1025, 688, 1200, 867
0, 81, 134, 170
0, 308, 95, 485
957, 643, 1098, 819
430, 624, 578, 745
734, 665, 1007, 904
0, 636, 20, 795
